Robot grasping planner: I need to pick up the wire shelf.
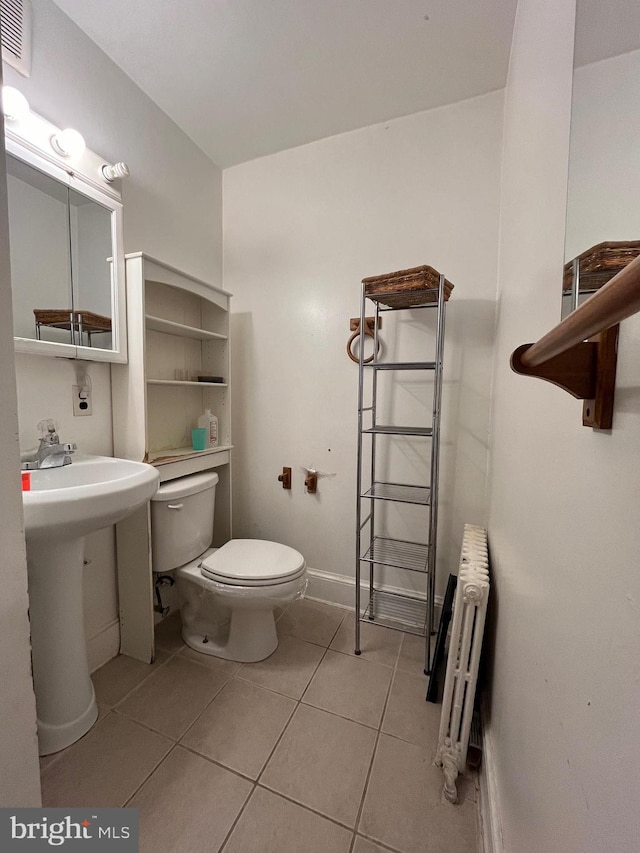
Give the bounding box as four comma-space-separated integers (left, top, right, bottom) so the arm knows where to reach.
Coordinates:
362, 425, 433, 437
361, 481, 430, 505
361, 590, 427, 636
361, 536, 429, 572
366, 361, 436, 370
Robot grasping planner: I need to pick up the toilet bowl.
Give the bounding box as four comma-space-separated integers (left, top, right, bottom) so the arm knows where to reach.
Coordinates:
151, 473, 306, 662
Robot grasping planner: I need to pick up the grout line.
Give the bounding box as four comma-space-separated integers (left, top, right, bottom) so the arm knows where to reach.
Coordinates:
299, 646, 331, 704
279, 609, 346, 643
217, 782, 257, 852
101, 651, 175, 712
78, 611, 467, 848
109, 659, 232, 744
122, 742, 178, 808
217, 639, 333, 851
308, 643, 395, 669
256, 781, 360, 834
39, 747, 70, 775
275, 632, 342, 651
254, 644, 330, 787
349, 640, 398, 843
393, 632, 403, 671
171, 674, 234, 742
230, 671, 307, 701
298, 698, 381, 733
175, 644, 243, 676
355, 829, 406, 853
110, 707, 179, 743
234, 669, 303, 697
177, 742, 262, 787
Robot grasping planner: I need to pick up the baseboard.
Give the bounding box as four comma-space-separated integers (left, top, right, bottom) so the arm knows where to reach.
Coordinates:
306, 567, 443, 616
88, 570, 438, 673
305, 568, 359, 608
87, 619, 120, 673
478, 707, 503, 853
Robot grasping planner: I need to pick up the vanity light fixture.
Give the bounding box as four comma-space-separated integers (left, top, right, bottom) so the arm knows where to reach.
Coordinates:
50, 128, 86, 159
101, 161, 130, 183
2, 86, 30, 123
4, 92, 128, 195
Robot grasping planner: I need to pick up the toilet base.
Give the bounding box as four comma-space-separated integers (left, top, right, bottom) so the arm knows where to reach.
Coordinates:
181, 607, 278, 663
173, 551, 307, 663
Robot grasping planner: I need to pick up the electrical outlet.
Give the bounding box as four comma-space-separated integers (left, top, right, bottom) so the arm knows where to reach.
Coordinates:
73, 384, 92, 416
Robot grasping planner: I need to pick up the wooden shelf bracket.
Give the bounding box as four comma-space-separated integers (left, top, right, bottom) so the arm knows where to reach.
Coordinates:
510, 247, 640, 430
511, 325, 618, 429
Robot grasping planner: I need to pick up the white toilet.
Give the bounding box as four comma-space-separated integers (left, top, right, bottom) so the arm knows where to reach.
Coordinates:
151, 471, 306, 662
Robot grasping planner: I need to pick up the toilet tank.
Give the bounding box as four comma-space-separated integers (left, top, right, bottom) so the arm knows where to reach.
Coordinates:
150, 471, 219, 574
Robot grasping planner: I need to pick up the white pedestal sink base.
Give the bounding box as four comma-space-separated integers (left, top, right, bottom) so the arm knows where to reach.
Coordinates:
37, 691, 99, 757
27, 537, 99, 756
22, 454, 160, 755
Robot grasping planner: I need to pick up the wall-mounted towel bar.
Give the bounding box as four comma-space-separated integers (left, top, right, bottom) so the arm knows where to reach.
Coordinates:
511, 252, 640, 429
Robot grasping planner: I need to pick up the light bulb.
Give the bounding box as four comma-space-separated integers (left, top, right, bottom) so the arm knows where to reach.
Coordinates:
50, 128, 86, 159
2, 87, 30, 122
101, 161, 130, 182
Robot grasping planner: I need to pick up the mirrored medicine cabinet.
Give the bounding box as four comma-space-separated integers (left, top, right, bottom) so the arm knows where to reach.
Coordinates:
562, 5, 640, 321
5, 126, 127, 362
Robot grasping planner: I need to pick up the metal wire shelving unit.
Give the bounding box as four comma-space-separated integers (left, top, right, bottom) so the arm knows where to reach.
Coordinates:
354, 267, 452, 673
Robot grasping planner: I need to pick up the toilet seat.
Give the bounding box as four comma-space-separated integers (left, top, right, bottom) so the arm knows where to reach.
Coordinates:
200, 538, 305, 587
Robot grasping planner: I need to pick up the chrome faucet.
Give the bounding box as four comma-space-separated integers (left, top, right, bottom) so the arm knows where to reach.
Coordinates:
22, 419, 77, 469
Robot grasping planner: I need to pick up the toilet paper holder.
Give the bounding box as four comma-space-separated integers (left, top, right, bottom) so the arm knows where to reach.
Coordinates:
278, 467, 292, 489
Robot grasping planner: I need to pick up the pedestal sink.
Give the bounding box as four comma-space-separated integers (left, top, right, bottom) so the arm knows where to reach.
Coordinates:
22, 454, 160, 755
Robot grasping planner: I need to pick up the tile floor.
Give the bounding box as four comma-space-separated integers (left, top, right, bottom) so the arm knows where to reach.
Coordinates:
40, 600, 478, 853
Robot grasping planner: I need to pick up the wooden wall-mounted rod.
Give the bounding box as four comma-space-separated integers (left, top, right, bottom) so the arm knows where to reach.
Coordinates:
521, 252, 640, 368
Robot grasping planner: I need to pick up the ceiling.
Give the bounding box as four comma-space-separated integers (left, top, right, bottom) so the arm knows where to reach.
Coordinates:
51, 0, 640, 169
51, 0, 519, 168
574, 0, 640, 67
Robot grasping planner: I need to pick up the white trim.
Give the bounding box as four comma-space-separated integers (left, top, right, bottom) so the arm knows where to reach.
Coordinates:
87, 619, 120, 673
478, 705, 504, 853
6, 128, 128, 363
124, 251, 232, 298
305, 568, 358, 608
305, 567, 443, 613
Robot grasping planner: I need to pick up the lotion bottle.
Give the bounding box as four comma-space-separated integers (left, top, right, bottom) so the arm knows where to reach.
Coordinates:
197, 409, 218, 448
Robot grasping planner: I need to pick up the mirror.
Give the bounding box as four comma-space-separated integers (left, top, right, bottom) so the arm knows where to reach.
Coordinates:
563, 4, 640, 318
7, 155, 113, 349
5, 127, 126, 362
7, 155, 73, 342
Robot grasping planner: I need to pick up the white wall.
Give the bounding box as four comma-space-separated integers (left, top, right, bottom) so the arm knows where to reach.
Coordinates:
0, 90, 41, 803
3, 0, 222, 670
485, 1, 640, 850
224, 92, 503, 601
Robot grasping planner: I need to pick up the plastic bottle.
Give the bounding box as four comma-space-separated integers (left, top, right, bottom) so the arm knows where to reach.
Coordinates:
197, 409, 218, 448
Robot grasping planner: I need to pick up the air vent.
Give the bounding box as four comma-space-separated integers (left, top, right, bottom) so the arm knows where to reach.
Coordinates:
1, 0, 31, 77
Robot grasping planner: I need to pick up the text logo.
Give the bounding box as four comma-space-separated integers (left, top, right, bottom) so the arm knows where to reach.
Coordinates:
1, 809, 138, 850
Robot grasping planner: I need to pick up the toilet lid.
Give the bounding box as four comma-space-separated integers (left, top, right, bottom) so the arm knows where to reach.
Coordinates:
200, 539, 305, 584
